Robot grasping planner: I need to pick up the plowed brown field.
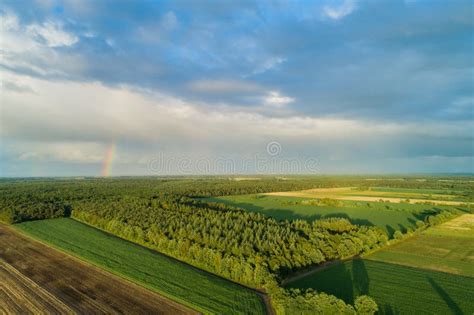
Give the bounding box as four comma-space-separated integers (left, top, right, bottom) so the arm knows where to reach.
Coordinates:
0, 225, 198, 315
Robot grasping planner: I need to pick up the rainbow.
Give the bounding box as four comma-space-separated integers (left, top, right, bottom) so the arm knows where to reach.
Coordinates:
101, 141, 116, 177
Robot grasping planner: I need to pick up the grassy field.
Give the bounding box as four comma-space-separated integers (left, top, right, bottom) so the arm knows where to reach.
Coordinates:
205, 194, 458, 236
367, 214, 474, 277
286, 259, 474, 315
15, 218, 265, 315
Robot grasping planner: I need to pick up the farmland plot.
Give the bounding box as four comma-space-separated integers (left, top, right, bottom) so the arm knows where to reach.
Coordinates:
286, 259, 474, 315
0, 224, 197, 315
15, 218, 265, 315
367, 214, 474, 277
1, 260, 74, 314
286, 215, 474, 314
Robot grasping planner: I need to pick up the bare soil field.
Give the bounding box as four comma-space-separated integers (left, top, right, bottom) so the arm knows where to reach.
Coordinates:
264, 187, 467, 206
0, 225, 198, 315
1, 260, 74, 314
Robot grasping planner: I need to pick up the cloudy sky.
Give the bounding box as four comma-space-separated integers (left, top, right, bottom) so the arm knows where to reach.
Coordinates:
0, 0, 473, 176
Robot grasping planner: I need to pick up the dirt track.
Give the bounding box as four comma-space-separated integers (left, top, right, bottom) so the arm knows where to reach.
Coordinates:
0, 225, 198, 315
265, 187, 468, 206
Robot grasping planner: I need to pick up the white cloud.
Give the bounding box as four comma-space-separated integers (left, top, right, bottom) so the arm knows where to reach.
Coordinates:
105, 38, 115, 47
19, 151, 40, 161
135, 11, 178, 45
162, 11, 178, 30
27, 20, 78, 47
187, 80, 295, 110
0, 11, 19, 31
18, 142, 104, 163
83, 31, 96, 38
262, 91, 294, 107
0, 11, 83, 78
323, 0, 357, 20
253, 56, 286, 74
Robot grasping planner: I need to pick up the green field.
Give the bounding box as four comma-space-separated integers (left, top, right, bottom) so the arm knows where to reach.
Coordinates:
15, 218, 265, 315
367, 214, 474, 277
286, 259, 474, 315
205, 194, 455, 237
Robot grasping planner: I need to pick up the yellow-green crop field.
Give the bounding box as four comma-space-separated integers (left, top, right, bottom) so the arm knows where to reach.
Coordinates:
286, 214, 474, 314
367, 214, 474, 277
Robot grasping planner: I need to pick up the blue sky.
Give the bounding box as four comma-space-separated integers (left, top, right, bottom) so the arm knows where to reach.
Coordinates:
0, 0, 473, 176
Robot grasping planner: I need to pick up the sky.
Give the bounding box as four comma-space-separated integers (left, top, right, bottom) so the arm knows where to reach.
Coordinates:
0, 0, 473, 176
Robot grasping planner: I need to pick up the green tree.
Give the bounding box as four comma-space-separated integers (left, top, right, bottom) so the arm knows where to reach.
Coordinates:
393, 230, 404, 240
355, 295, 378, 315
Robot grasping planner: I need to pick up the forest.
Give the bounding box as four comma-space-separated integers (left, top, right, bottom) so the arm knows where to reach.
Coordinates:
0, 176, 471, 314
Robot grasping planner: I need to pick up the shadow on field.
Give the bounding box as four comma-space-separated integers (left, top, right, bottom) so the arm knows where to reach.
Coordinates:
352, 259, 369, 296
288, 259, 372, 305
407, 217, 417, 226
215, 200, 376, 227
385, 225, 396, 237
287, 258, 407, 315
208, 197, 462, 238
397, 223, 407, 233
315, 261, 355, 304
428, 277, 463, 315
379, 304, 401, 315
